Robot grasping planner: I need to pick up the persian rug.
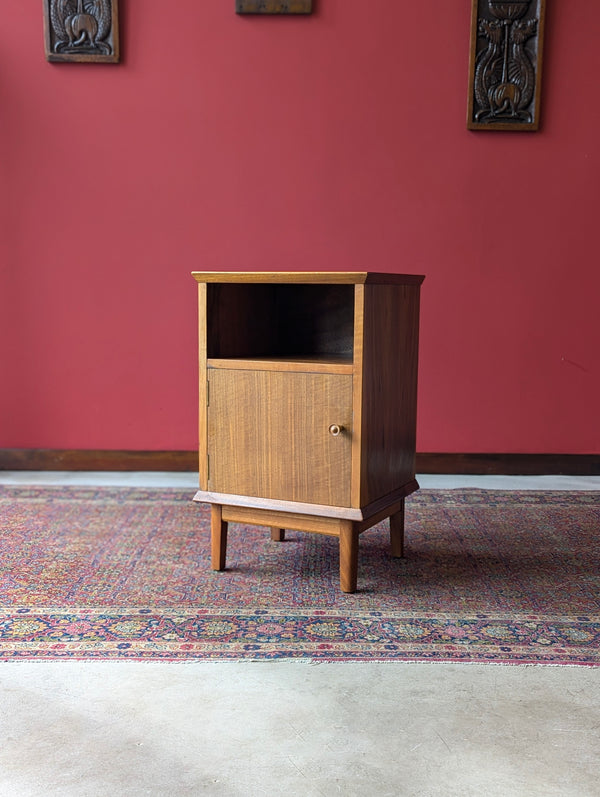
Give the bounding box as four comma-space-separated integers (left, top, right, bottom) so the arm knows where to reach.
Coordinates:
0, 486, 598, 664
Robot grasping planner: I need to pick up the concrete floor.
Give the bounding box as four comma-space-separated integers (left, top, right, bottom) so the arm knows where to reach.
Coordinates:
1, 473, 599, 797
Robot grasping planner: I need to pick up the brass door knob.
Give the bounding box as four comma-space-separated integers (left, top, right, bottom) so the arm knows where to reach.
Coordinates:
329, 424, 343, 437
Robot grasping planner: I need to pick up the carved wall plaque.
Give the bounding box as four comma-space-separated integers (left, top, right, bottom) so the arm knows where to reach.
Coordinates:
236, 1, 312, 13
467, 0, 546, 131
43, 0, 120, 63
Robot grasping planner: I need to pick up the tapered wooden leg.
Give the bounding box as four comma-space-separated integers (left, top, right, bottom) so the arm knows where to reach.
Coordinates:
270, 528, 286, 541
211, 504, 228, 570
339, 520, 359, 593
390, 499, 405, 558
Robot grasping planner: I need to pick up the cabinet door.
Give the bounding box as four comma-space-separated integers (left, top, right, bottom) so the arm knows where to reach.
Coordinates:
208, 370, 352, 507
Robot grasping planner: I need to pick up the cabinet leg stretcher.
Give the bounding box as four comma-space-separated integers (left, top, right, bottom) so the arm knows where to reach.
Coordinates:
206, 498, 408, 594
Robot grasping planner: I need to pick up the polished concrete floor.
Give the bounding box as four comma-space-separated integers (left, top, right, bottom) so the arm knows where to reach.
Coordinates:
1, 473, 599, 797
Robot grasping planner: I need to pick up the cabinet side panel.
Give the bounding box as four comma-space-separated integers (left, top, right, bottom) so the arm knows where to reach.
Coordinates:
351, 284, 365, 508
198, 283, 208, 489
360, 284, 421, 505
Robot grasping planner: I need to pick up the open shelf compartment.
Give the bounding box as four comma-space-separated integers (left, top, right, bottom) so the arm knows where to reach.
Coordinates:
206, 283, 355, 363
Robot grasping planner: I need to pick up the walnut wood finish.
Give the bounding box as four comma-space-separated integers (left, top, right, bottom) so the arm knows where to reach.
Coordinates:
389, 501, 405, 558
210, 504, 227, 570
198, 283, 208, 490
207, 357, 353, 375
194, 479, 418, 523
207, 369, 353, 506
195, 489, 364, 520
212, 502, 408, 593
193, 272, 425, 286
350, 284, 366, 506
339, 521, 359, 593
221, 506, 344, 535
357, 283, 421, 506
193, 271, 424, 593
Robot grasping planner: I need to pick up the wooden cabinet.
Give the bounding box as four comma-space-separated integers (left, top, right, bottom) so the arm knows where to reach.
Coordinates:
192, 272, 424, 593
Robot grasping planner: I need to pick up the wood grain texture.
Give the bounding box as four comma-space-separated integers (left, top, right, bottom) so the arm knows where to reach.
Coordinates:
193, 272, 425, 285
351, 481, 419, 532
339, 520, 359, 593
210, 504, 228, 570
194, 490, 364, 520
207, 370, 353, 506
355, 500, 405, 535
207, 357, 353, 375
350, 284, 365, 508
358, 283, 423, 505
221, 505, 343, 536
216, 503, 400, 594
198, 283, 208, 490
358, 480, 419, 524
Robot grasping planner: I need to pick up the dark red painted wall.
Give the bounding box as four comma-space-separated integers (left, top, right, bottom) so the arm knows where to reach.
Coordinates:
1, 2, 598, 454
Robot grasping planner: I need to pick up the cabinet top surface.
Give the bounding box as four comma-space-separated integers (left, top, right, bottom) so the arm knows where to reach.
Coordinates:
192, 271, 424, 285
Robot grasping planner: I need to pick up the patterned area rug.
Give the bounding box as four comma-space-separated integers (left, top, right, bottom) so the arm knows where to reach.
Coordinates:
0, 486, 598, 664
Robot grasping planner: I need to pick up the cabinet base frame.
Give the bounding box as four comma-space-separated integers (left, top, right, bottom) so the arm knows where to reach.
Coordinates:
193, 479, 418, 521
200, 482, 418, 593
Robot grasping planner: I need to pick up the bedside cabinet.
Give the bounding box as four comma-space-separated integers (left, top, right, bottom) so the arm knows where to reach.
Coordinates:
192, 271, 424, 593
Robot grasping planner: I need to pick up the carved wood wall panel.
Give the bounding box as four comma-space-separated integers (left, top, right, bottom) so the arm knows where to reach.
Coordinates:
467, 0, 546, 131
236, 1, 312, 13
43, 0, 120, 63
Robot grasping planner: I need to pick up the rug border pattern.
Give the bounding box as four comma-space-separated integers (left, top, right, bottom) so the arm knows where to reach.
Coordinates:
1, 607, 598, 665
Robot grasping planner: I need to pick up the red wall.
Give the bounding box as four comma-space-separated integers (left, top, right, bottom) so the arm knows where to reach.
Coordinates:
1, 2, 598, 454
